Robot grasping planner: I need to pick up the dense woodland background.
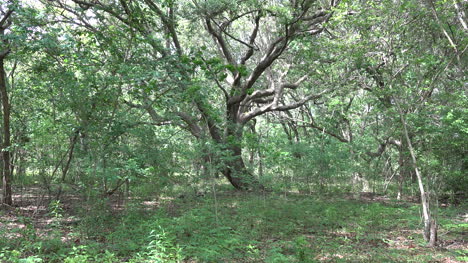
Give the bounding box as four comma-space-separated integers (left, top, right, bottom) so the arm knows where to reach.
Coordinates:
0, 0, 466, 262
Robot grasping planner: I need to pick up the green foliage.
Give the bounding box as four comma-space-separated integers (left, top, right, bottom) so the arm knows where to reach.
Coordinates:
48, 201, 64, 220
140, 228, 183, 262
0, 0, 466, 262
1, 192, 465, 262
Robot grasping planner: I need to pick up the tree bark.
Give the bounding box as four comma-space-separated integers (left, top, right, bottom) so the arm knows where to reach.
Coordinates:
220, 124, 262, 190
0, 61, 11, 205
0, 21, 12, 205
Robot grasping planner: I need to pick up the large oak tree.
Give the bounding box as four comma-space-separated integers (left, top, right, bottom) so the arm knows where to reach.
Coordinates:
48, 0, 341, 189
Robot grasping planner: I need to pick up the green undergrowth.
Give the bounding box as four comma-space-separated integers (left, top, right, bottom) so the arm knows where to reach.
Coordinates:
0, 192, 466, 262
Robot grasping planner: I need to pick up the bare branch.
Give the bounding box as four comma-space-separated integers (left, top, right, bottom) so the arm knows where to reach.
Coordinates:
206, 19, 235, 65
388, 138, 402, 147
303, 120, 350, 143
279, 108, 350, 143
251, 97, 274, 104
135, 121, 173, 126
124, 100, 163, 122
245, 87, 275, 102
243, 73, 307, 105
275, 89, 330, 111
229, 5, 334, 107
216, 22, 256, 50
240, 13, 261, 65
52, 2, 100, 34
281, 74, 308, 90
430, 0, 459, 58
70, 0, 128, 25
221, 9, 259, 28
119, 0, 132, 17
239, 88, 331, 124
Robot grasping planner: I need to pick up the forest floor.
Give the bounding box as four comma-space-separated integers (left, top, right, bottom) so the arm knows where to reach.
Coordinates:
0, 186, 467, 262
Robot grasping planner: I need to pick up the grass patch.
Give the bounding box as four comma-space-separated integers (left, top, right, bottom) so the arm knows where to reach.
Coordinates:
0, 190, 466, 262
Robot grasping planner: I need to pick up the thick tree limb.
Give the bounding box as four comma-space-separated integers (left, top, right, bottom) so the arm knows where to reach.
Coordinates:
125, 99, 204, 138
245, 87, 275, 102
195, 100, 223, 142
176, 111, 203, 138
226, 5, 333, 107
239, 88, 330, 124
226, 35, 289, 107
124, 100, 163, 122
70, 0, 128, 25
239, 74, 308, 116
244, 36, 288, 89
0, 10, 13, 28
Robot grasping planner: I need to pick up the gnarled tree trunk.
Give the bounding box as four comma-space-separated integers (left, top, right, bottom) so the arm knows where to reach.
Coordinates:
220, 123, 262, 190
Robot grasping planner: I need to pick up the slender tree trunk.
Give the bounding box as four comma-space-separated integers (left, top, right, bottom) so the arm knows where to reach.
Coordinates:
258, 147, 264, 178
396, 102, 437, 246
0, 9, 14, 205
56, 130, 79, 200
397, 144, 408, 200
0, 54, 12, 205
